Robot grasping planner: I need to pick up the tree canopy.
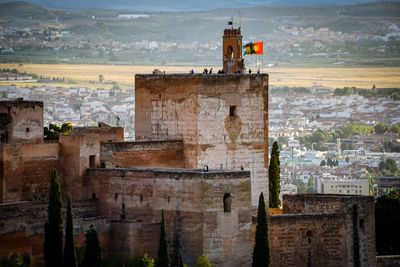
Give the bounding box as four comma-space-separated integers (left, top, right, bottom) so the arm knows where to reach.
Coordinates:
44, 122, 73, 140
269, 141, 281, 208
82, 225, 102, 267
44, 168, 63, 267
156, 210, 170, 267
252, 192, 270, 267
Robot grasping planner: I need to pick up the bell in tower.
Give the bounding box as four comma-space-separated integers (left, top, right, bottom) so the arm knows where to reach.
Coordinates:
222, 22, 245, 74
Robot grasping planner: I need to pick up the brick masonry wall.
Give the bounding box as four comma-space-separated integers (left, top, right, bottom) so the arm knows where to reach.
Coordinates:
100, 140, 186, 168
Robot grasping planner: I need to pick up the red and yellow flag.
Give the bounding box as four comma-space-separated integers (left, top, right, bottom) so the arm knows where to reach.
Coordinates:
243, 41, 263, 55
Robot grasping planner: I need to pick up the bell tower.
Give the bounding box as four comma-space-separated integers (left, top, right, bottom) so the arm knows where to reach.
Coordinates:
223, 26, 245, 74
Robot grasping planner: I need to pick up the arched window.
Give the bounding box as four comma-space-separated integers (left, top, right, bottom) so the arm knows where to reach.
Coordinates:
223, 193, 231, 213
227, 45, 233, 59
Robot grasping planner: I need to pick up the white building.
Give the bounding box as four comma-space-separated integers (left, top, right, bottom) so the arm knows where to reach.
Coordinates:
317, 177, 369, 195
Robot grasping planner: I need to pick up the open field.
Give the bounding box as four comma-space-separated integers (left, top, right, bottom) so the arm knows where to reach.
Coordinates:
1, 64, 400, 89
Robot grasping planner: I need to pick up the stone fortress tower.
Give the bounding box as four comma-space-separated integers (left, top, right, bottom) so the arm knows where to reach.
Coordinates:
135, 25, 268, 206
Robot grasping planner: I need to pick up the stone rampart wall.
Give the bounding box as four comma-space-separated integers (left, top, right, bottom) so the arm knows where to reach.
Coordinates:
1, 143, 60, 203
100, 140, 185, 168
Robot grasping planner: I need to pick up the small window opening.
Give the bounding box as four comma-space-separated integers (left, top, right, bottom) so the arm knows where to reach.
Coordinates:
115, 193, 118, 201
168, 196, 171, 203
26, 127, 30, 133
229, 106, 236, 117
89, 155, 95, 168
359, 219, 365, 230
140, 194, 143, 202
223, 193, 231, 213
306, 230, 313, 244
101, 162, 106, 168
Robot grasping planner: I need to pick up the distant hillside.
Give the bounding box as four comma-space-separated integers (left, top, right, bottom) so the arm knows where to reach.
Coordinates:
0, 0, 380, 11
0, 1, 54, 19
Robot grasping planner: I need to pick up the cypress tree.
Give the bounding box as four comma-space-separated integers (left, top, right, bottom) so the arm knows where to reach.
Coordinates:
64, 193, 78, 267
269, 141, 281, 208
156, 210, 170, 267
44, 168, 63, 267
252, 192, 270, 267
82, 225, 101, 267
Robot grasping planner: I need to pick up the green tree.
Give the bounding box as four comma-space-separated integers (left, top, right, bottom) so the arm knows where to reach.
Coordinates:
375, 122, 389, 134
379, 159, 398, 175
306, 177, 314, 193
0, 253, 30, 267
294, 179, 306, 194
82, 225, 101, 267
44, 123, 73, 140
196, 255, 211, 267
252, 192, 269, 267
127, 253, 155, 267
156, 210, 169, 267
178, 251, 187, 267
64, 193, 77, 267
390, 124, 400, 134
44, 168, 63, 267
375, 190, 400, 255
320, 160, 326, 166
269, 141, 281, 208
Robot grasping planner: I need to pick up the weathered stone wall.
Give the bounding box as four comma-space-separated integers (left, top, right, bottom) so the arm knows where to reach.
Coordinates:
135, 74, 269, 206
281, 194, 376, 267
0, 200, 108, 267
100, 140, 186, 168
0, 100, 43, 144
59, 134, 101, 200
71, 126, 124, 143
270, 213, 347, 267
201, 173, 253, 267
59, 127, 124, 200
0, 143, 60, 203
376, 255, 400, 267
85, 168, 252, 267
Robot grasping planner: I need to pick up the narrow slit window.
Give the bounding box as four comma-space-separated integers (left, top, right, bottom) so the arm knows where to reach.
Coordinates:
223, 193, 232, 213
229, 106, 236, 117
89, 155, 95, 168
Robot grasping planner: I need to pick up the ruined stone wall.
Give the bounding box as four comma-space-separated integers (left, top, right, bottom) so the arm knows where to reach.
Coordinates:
135, 74, 269, 206
85, 168, 252, 267
0, 143, 60, 203
0, 200, 108, 267
270, 213, 347, 267
281, 194, 376, 267
0, 100, 43, 144
100, 140, 186, 168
